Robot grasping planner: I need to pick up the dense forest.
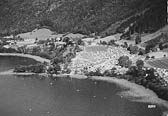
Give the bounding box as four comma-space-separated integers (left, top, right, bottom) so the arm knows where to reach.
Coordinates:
0, 0, 166, 36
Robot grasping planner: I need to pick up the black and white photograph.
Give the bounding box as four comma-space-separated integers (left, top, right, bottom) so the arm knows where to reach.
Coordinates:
0, 0, 168, 116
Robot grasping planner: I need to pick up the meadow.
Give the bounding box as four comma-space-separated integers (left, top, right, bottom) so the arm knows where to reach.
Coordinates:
147, 58, 168, 69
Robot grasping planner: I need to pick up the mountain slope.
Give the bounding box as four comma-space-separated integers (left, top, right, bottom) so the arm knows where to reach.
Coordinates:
0, 0, 166, 36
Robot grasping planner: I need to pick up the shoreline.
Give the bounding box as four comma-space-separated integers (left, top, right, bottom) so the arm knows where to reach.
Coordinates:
0, 53, 50, 63
0, 70, 168, 109
90, 76, 168, 109
0, 70, 88, 79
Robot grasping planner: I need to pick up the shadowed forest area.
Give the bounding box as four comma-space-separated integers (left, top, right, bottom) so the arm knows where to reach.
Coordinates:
0, 0, 166, 36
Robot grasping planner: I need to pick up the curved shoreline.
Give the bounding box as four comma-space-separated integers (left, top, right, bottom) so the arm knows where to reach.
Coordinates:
0, 53, 50, 63
0, 70, 168, 110
90, 76, 168, 109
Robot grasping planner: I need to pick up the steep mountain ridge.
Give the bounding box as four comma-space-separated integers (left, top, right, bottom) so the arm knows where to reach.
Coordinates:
0, 0, 166, 36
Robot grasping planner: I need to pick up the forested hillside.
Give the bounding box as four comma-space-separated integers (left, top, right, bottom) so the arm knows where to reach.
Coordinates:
0, 0, 166, 36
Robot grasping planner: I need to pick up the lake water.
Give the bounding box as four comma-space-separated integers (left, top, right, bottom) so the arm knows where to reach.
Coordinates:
0, 56, 166, 116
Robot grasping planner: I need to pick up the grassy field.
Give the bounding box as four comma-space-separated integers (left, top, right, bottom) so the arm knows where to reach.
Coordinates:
147, 58, 168, 69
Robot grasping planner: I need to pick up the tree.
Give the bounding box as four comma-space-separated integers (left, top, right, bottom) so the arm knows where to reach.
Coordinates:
108, 40, 115, 46
77, 39, 84, 45
63, 37, 70, 43
135, 35, 141, 44
74, 45, 82, 52
51, 56, 63, 65
145, 55, 150, 60
136, 60, 144, 70
145, 68, 156, 81
129, 45, 139, 54
32, 47, 41, 55
126, 66, 138, 77
102, 41, 107, 45
34, 37, 38, 44
53, 64, 61, 74
118, 56, 132, 68
135, 61, 145, 78
151, 56, 155, 59
159, 43, 163, 50
103, 70, 111, 76
123, 42, 128, 48
31, 64, 45, 73
138, 48, 145, 55
94, 68, 103, 76
18, 46, 26, 53
49, 43, 55, 51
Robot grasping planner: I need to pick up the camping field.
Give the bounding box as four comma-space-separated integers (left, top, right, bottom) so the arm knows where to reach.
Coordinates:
85, 45, 108, 52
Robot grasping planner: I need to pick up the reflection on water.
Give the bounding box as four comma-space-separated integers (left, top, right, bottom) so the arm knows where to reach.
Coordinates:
0, 56, 166, 116
0, 56, 37, 72
0, 75, 164, 116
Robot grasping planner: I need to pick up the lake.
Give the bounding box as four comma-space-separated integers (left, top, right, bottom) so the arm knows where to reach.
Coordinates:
0, 56, 166, 116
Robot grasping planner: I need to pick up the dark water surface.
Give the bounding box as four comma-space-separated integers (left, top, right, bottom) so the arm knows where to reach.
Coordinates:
0, 56, 37, 72
0, 56, 166, 116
